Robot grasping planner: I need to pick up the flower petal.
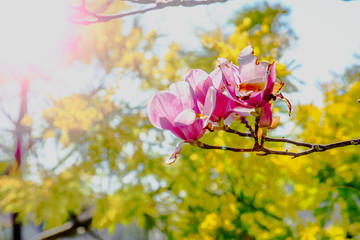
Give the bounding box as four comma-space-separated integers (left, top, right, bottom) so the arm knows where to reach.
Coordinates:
179, 121, 206, 141
147, 91, 182, 129
223, 114, 236, 126
203, 86, 216, 121
209, 67, 223, 90
219, 61, 241, 101
209, 90, 232, 122
174, 109, 196, 127
268, 116, 280, 130
272, 78, 284, 95
166, 142, 183, 165
230, 107, 255, 117
259, 102, 273, 127
169, 81, 198, 112
262, 61, 276, 100
277, 93, 292, 116
243, 91, 263, 107
185, 69, 212, 107
238, 46, 269, 85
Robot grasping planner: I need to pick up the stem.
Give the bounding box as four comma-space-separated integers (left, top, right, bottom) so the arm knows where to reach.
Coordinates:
264, 136, 313, 148
72, 0, 228, 24
241, 117, 255, 137
194, 141, 254, 153
254, 115, 261, 147
222, 125, 252, 138
194, 138, 360, 159
225, 127, 313, 148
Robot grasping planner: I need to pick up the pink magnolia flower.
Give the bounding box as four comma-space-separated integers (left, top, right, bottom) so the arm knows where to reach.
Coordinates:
185, 67, 254, 125
147, 81, 214, 164
219, 46, 291, 127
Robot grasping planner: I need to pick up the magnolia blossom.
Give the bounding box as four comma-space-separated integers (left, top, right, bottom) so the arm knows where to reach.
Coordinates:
147, 46, 291, 164
219, 46, 290, 127
147, 81, 214, 164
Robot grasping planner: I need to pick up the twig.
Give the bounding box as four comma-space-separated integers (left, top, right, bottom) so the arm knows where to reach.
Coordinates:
29, 212, 93, 240
253, 115, 260, 147
222, 125, 252, 138
192, 141, 255, 152
0, 104, 16, 126
123, 0, 158, 4
29, 222, 75, 240
241, 116, 255, 137
224, 127, 314, 148
263, 136, 313, 148
193, 138, 360, 159
71, 0, 229, 25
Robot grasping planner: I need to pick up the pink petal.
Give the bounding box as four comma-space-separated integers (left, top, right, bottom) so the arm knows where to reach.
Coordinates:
169, 81, 198, 112
174, 109, 196, 127
209, 67, 223, 90
166, 142, 183, 165
185, 69, 212, 106
219, 104, 254, 124
262, 61, 276, 100
259, 102, 273, 127
147, 91, 183, 129
223, 114, 236, 126
170, 128, 188, 141
238, 46, 269, 84
219, 62, 240, 102
242, 92, 263, 107
179, 120, 206, 141
210, 90, 233, 122
230, 107, 255, 117
203, 86, 216, 123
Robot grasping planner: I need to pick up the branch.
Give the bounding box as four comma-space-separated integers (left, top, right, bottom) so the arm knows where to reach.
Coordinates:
192, 137, 360, 159
122, 0, 161, 4
0, 104, 16, 126
241, 117, 255, 137
222, 126, 313, 148
29, 212, 95, 240
71, 0, 229, 25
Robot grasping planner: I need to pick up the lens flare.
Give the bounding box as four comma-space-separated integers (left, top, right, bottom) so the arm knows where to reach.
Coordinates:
0, 0, 73, 75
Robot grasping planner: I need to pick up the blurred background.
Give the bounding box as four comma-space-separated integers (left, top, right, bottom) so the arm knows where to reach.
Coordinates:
1, 0, 360, 239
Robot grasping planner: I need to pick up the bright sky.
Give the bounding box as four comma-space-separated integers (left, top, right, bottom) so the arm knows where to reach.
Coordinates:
1, 0, 360, 171
0, 0, 72, 75
140, 0, 360, 106
2, 0, 358, 113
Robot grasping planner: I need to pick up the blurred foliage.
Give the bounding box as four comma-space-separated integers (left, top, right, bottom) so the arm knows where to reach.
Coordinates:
0, 1, 359, 240
184, 2, 297, 92
292, 64, 360, 239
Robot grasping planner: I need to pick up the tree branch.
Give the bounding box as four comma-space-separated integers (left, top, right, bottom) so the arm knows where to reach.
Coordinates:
192, 137, 360, 159
241, 117, 255, 137
222, 126, 314, 148
29, 212, 94, 240
71, 0, 229, 25
0, 104, 16, 126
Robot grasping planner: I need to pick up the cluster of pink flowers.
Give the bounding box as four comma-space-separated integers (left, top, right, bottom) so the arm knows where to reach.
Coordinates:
148, 46, 291, 164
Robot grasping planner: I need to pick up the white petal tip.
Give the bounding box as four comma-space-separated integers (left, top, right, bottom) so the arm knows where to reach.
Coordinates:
165, 142, 183, 165
165, 155, 177, 165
